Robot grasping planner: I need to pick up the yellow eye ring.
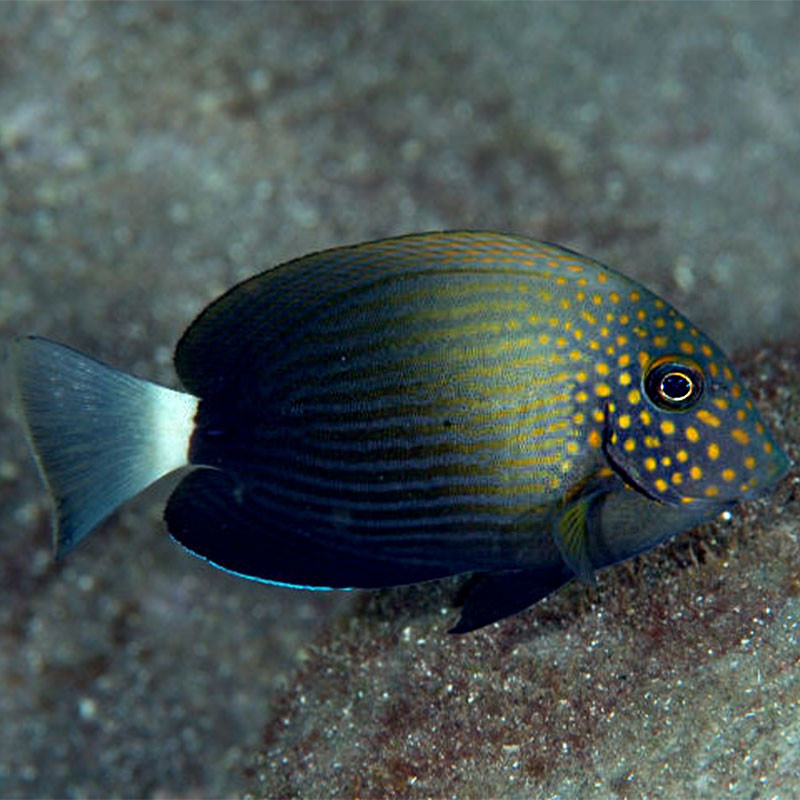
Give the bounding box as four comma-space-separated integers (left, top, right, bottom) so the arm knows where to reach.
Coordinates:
660, 371, 694, 402
644, 357, 704, 411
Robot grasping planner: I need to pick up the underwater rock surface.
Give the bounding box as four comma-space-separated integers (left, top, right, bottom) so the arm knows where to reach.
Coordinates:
247, 345, 800, 799
2, 3, 800, 797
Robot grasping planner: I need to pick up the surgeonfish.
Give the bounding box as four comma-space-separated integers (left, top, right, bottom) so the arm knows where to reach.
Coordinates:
11, 232, 789, 632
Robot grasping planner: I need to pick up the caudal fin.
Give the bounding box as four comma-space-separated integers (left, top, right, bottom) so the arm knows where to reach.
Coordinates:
10, 336, 198, 558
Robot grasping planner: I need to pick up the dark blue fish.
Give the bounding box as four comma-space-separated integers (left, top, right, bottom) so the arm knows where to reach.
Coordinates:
11, 232, 789, 632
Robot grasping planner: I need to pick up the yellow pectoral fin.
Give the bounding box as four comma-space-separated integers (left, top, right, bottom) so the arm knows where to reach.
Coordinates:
552, 493, 600, 586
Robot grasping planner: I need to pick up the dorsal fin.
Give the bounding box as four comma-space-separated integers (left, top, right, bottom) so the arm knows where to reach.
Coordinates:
172, 231, 585, 397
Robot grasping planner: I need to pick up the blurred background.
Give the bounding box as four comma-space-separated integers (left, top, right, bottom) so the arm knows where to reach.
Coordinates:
1, 3, 798, 797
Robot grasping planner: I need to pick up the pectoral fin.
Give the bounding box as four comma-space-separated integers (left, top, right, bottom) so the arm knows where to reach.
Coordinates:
552, 491, 603, 586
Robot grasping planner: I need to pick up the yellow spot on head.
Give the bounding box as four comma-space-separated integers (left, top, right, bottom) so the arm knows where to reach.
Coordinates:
763, 441, 773, 454
671, 472, 683, 485
707, 442, 720, 460
723, 365, 733, 380
593, 294, 603, 306
644, 435, 661, 449
629, 291, 641, 302
660, 420, 676, 435
636, 309, 647, 321
640, 409, 652, 426
616, 335, 629, 347
619, 371, 632, 386
560, 298, 571, 310
567, 441, 580, 454
654, 299, 665, 310
675, 319, 686, 331
701, 344, 712, 357
679, 341, 695, 354
573, 329, 584, 341
731, 384, 742, 398
736, 408, 746, 422
712, 397, 729, 411
588, 430, 602, 449
628, 388, 642, 405
661, 455, 672, 467
704, 485, 719, 498
595, 383, 612, 397
731, 428, 750, 446
755, 421, 764, 434
605, 345, 616, 357
697, 409, 721, 428
653, 335, 668, 348
708, 362, 719, 377
597, 273, 608, 284
690, 465, 703, 480
722, 468, 736, 482
556, 336, 568, 347
609, 291, 621, 303
596, 362, 610, 376
618, 414, 631, 429
569, 349, 582, 361
644, 457, 657, 472
618, 353, 631, 368
655, 478, 669, 493
654, 317, 666, 329
685, 426, 700, 443
623, 438, 636, 453
593, 408, 605, 423
676, 449, 689, 463
576, 371, 589, 383
638, 352, 650, 367
744, 456, 756, 470
575, 390, 589, 403
538, 333, 550, 345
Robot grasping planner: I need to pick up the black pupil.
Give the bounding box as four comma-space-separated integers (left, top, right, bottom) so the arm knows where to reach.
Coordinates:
661, 372, 692, 401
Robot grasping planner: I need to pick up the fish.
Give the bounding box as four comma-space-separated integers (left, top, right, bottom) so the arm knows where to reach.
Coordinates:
10, 231, 789, 633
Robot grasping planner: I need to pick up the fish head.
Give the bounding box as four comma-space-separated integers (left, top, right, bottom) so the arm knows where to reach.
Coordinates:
599, 318, 788, 509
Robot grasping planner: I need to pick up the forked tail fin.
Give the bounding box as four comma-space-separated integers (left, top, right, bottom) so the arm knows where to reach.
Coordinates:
10, 336, 198, 558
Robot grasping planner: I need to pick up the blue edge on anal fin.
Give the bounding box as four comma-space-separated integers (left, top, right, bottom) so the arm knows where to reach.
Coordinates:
165, 468, 470, 592
165, 468, 572, 633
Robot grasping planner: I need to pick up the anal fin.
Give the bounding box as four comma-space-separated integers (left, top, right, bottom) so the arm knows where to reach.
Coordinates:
165, 468, 466, 590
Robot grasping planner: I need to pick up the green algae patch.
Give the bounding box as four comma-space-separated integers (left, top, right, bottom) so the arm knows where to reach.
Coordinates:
246, 345, 800, 799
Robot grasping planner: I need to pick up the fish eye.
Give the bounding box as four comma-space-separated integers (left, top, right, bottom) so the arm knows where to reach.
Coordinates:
644, 358, 704, 411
